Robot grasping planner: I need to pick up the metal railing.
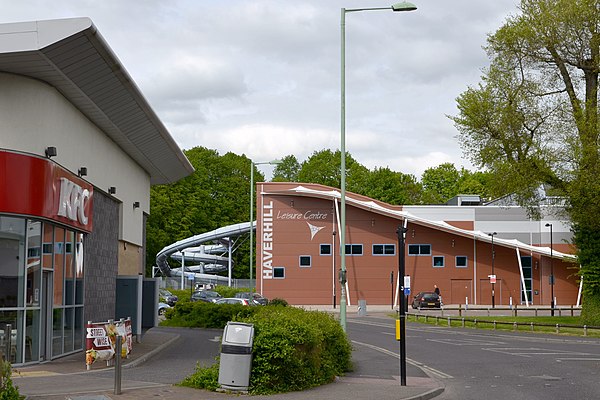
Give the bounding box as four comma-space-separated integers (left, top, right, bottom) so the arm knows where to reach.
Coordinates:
408, 312, 600, 337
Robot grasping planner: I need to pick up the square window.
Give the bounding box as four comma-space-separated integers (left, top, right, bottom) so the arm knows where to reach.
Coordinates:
433, 256, 445, 267
456, 256, 467, 268
320, 244, 331, 256
299, 256, 311, 267
408, 244, 431, 256
344, 244, 363, 255
373, 244, 395, 256
273, 267, 285, 279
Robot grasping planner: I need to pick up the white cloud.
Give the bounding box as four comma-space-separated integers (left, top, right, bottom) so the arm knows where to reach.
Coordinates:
0, 0, 519, 181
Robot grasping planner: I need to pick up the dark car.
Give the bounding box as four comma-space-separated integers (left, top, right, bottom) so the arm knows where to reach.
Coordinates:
234, 292, 268, 305
411, 292, 441, 309
191, 290, 223, 303
159, 289, 178, 306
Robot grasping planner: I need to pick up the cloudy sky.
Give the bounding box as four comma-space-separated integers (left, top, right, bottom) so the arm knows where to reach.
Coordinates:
2, 0, 519, 179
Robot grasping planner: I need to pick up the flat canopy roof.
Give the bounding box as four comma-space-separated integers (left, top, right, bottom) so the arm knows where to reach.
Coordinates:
0, 17, 194, 184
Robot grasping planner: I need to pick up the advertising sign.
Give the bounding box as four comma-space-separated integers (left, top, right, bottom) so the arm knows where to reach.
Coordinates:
85, 318, 132, 368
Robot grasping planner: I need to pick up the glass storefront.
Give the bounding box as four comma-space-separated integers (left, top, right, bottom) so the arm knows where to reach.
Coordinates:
0, 215, 84, 364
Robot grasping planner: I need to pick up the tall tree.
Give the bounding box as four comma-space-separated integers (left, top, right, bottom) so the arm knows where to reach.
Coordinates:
146, 147, 261, 278
272, 155, 300, 182
450, 0, 600, 323
297, 149, 370, 193
363, 167, 423, 205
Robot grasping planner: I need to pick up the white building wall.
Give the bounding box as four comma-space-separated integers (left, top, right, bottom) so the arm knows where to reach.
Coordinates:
0, 72, 149, 246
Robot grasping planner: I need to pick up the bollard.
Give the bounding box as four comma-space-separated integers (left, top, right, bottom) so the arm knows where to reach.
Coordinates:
514, 304, 518, 317
513, 322, 517, 332
474, 319, 477, 328
114, 335, 122, 395
487, 308, 490, 317
556, 324, 560, 334
462, 318, 465, 328
530, 322, 534, 332
465, 297, 469, 310
535, 308, 538, 317
509, 296, 513, 310
447, 317, 451, 327
584, 325, 588, 337
458, 304, 462, 317
558, 308, 562, 317
571, 305, 574, 317
493, 321, 497, 330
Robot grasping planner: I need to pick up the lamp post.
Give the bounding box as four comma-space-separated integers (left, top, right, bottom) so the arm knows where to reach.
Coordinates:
340, 1, 417, 333
545, 223, 554, 316
250, 159, 282, 291
488, 232, 497, 308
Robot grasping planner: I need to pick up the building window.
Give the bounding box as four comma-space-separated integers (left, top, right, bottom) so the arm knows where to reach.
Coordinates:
408, 244, 431, 256
373, 244, 395, 256
299, 256, 311, 268
433, 256, 445, 267
456, 256, 468, 268
320, 244, 331, 256
344, 244, 363, 255
273, 267, 285, 279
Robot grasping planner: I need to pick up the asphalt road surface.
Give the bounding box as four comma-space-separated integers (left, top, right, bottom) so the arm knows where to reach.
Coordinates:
347, 315, 600, 400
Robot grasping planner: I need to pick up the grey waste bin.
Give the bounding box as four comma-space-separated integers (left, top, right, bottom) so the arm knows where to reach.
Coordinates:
218, 321, 254, 391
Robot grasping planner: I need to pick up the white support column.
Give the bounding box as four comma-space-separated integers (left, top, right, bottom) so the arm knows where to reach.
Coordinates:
577, 273, 583, 307
516, 248, 529, 306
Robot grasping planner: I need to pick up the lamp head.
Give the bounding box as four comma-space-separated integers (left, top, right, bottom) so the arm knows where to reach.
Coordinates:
545, 223, 552, 227
391, 1, 417, 12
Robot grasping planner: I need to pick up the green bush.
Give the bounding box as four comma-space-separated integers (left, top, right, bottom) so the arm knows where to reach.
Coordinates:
179, 306, 352, 395
160, 301, 256, 328
268, 298, 288, 307
0, 358, 24, 400
180, 362, 220, 391
243, 307, 351, 394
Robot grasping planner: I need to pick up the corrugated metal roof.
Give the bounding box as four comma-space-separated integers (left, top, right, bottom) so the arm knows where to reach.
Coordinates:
0, 17, 194, 184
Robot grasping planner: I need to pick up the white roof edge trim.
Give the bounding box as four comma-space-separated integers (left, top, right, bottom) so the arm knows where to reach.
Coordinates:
273, 186, 577, 261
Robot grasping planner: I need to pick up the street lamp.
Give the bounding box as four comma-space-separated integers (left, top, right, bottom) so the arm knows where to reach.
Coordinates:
339, 1, 417, 334
488, 232, 497, 308
545, 223, 555, 316
250, 159, 282, 290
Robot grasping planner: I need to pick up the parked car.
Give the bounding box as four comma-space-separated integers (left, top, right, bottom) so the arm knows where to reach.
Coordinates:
158, 302, 171, 315
159, 289, 178, 306
411, 292, 441, 309
191, 290, 222, 303
234, 291, 268, 305
215, 297, 257, 306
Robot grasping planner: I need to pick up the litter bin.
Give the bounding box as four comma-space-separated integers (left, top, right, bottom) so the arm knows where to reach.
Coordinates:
218, 321, 254, 391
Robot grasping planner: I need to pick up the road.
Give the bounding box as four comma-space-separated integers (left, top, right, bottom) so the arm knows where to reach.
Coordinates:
347, 315, 600, 400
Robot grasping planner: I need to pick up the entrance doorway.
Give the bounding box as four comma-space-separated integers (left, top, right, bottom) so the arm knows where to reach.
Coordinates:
450, 279, 472, 305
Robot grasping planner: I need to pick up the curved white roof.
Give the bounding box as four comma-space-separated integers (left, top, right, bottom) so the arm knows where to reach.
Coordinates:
0, 17, 194, 184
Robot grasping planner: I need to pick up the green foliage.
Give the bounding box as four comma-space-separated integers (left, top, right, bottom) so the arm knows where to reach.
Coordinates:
362, 167, 423, 205
421, 163, 494, 204
268, 298, 289, 307
180, 362, 220, 391
177, 306, 351, 395
146, 147, 258, 277
160, 301, 256, 328
0, 358, 24, 400
272, 155, 300, 182
243, 307, 351, 394
450, 0, 600, 313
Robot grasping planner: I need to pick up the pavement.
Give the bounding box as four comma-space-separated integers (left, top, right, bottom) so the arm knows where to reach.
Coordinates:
11, 306, 444, 400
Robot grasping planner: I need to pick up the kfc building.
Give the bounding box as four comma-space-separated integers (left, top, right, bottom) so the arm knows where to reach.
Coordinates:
0, 18, 193, 364
256, 182, 580, 308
